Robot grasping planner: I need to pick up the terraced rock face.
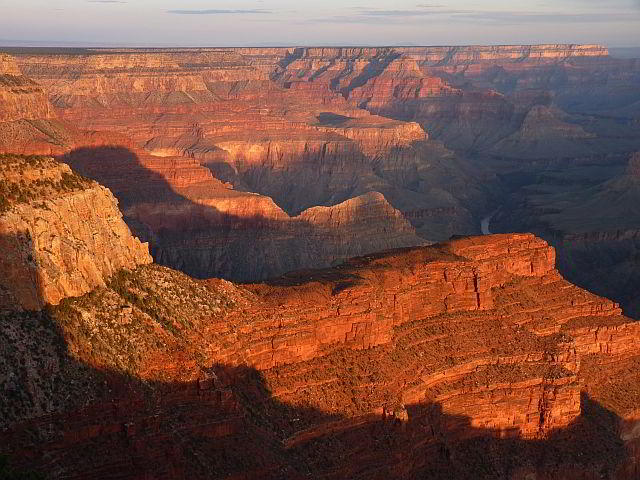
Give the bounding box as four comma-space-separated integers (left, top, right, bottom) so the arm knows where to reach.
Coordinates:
1, 44, 639, 314
0, 49, 442, 279
492, 151, 640, 319
0, 155, 151, 310
2, 233, 640, 479
0, 54, 73, 156
0, 54, 53, 123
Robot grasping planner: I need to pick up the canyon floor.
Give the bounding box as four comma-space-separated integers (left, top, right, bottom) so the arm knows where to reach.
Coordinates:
1, 44, 640, 478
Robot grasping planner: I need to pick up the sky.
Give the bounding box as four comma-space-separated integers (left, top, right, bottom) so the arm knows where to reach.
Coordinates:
1, 0, 639, 47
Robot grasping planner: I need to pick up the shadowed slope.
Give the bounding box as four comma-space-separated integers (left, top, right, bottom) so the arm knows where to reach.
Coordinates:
59, 146, 424, 281
1, 233, 639, 478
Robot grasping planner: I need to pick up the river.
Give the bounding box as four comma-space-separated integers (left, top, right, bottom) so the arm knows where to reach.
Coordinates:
480, 209, 500, 235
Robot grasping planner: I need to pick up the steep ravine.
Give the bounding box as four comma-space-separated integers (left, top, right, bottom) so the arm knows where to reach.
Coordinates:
490, 153, 640, 319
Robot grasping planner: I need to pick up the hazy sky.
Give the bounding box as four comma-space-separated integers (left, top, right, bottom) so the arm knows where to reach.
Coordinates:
1, 0, 639, 47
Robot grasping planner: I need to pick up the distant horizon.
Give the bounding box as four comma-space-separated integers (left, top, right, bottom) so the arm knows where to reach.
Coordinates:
1, 41, 639, 50
2, 1, 639, 49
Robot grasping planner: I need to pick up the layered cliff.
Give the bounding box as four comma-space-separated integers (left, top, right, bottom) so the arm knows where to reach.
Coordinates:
6, 48, 492, 246
270, 43, 639, 164
148, 190, 425, 281
0, 155, 151, 310
2, 44, 621, 247
0, 54, 73, 155
1, 44, 637, 302
2, 231, 640, 478
52, 142, 426, 281
0, 54, 53, 122
492, 151, 640, 319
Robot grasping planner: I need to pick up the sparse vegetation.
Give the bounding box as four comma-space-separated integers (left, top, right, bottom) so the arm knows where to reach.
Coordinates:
35, 264, 240, 378
0, 154, 93, 213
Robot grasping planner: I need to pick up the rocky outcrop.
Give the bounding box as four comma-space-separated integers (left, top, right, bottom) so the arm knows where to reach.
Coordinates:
1, 232, 639, 479
0, 155, 151, 310
0, 54, 53, 123
0, 54, 77, 156
219, 233, 558, 369
149, 190, 425, 281
487, 105, 597, 159
54, 142, 428, 281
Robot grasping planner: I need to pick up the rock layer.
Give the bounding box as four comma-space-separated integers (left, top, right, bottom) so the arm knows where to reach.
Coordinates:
2, 232, 640, 479
0, 54, 73, 155
0, 155, 151, 310
1, 45, 639, 318
1, 44, 628, 282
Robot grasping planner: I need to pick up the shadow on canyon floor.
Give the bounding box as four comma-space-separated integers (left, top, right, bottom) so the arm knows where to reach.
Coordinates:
58, 145, 395, 283
552, 232, 640, 320
487, 157, 640, 321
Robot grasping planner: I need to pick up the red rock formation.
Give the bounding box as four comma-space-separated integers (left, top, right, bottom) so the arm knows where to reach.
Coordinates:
2, 232, 639, 479
2, 44, 617, 280
2, 44, 640, 480
2, 44, 637, 298
0, 155, 151, 310
0, 54, 73, 155
1, 49, 442, 277
0, 54, 54, 122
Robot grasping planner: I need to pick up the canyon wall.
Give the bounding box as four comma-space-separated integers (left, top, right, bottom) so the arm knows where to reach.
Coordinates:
0, 155, 151, 310
0, 54, 73, 155
492, 151, 640, 319
1, 44, 639, 311
0, 54, 53, 122
2, 228, 640, 478
2, 44, 640, 479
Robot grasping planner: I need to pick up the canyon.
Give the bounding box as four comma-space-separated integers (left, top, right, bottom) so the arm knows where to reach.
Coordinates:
1, 43, 640, 478
0, 156, 640, 478
1, 45, 638, 304
2, 155, 640, 478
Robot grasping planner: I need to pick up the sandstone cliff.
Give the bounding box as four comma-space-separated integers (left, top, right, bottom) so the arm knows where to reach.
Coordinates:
2, 44, 621, 265
2, 232, 640, 478
0, 54, 53, 123
0, 155, 151, 310
55, 143, 427, 281
1, 44, 638, 317
0, 54, 73, 155
148, 190, 425, 281
7, 47, 493, 247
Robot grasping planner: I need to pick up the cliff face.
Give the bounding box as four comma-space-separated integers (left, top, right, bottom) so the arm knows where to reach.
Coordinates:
492, 151, 640, 320
4, 47, 511, 217
1, 44, 638, 295
0, 54, 74, 156
2, 44, 640, 479
0, 54, 53, 123
0, 155, 151, 310
2, 232, 640, 479
52, 143, 426, 281
148, 191, 425, 281
271, 43, 639, 158
3, 49, 457, 278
